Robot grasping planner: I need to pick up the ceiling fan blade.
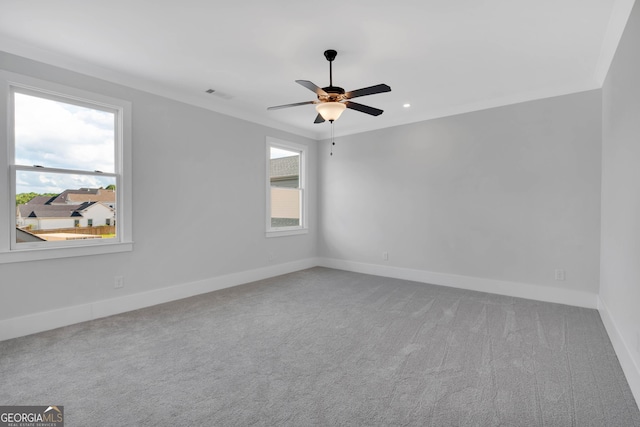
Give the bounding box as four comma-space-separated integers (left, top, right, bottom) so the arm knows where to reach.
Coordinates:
314, 114, 325, 124
345, 101, 383, 116
267, 100, 318, 110
345, 84, 391, 99
296, 80, 328, 96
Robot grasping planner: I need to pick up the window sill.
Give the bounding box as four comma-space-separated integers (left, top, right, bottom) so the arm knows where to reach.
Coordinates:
265, 228, 308, 238
0, 241, 133, 264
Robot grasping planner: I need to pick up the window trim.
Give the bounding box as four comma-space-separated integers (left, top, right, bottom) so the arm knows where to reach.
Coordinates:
265, 137, 308, 238
0, 71, 133, 263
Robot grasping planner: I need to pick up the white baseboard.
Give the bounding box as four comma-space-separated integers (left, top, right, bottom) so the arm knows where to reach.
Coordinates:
0, 257, 320, 342
317, 258, 599, 309
598, 297, 640, 406
0, 257, 602, 342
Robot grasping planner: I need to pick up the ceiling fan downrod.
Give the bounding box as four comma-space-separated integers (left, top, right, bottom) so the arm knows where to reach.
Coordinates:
324, 49, 337, 87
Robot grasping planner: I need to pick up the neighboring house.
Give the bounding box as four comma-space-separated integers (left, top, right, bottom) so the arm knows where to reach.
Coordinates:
270, 156, 299, 188
73, 202, 115, 228
16, 190, 116, 231
49, 188, 116, 209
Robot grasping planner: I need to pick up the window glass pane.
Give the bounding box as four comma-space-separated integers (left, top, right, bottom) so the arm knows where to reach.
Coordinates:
16, 170, 116, 243
270, 147, 299, 188
14, 92, 115, 173
271, 187, 300, 227
266, 138, 306, 233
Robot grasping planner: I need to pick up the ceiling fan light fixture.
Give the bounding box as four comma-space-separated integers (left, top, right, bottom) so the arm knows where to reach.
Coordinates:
316, 102, 346, 122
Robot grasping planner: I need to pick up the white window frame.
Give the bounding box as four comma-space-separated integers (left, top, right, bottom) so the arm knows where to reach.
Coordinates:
265, 137, 308, 238
0, 71, 133, 263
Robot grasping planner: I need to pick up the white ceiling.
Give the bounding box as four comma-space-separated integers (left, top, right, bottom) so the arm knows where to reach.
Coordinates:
0, 0, 635, 139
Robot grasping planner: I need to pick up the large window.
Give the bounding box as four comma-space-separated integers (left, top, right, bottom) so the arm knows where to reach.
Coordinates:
0, 71, 132, 262
266, 137, 307, 237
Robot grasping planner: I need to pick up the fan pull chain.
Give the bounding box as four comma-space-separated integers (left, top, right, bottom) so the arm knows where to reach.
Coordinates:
330, 120, 335, 156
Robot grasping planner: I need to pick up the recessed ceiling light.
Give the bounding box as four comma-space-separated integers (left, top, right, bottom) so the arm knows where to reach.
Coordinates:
403, 103, 411, 108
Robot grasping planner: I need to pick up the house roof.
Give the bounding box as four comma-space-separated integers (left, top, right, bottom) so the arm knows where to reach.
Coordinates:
15, 228, 46, 243
18, 201, 111, 219
25, 195, 57, 205
18, 204, 81, 219
49, 188, 115, 205
75, 201, 98, 212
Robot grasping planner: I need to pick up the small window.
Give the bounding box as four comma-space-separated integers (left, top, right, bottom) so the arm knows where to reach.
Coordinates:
0, 71, 132, 263
266, 138, 307, 237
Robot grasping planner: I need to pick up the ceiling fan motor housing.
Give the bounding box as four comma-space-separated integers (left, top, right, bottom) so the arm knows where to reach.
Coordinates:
320, 86, 345, 102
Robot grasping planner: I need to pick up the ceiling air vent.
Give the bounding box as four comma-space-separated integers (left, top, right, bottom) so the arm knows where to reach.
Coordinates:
205, 88, 233, 100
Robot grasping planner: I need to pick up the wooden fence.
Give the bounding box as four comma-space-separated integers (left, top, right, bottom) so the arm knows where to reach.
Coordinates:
33, 225, 116, 236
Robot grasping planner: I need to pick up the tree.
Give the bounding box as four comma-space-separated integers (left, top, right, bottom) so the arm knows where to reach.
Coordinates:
105, 184, 116, 190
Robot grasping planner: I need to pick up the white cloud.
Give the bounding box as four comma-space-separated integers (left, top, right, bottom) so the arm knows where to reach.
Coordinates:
16, 170, 115, 194
14, 93, 115, 173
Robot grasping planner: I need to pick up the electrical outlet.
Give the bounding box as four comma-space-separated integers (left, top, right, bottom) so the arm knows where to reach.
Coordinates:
268, 252, 276, 262
382, 251, 389, 261
554, 269, 565, 281
114, 276, 124, 289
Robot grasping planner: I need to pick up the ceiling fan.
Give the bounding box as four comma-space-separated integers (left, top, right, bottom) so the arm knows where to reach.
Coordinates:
267, 49, 391, 123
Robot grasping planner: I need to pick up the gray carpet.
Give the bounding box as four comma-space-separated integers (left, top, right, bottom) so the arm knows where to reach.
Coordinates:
1, 267, 638, 426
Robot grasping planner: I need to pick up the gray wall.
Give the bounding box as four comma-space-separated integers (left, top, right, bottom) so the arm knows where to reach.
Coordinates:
601, 0, 640, 394
319, 91, 602, 295
0, 52, 317, 322
0, 51, 605, 326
